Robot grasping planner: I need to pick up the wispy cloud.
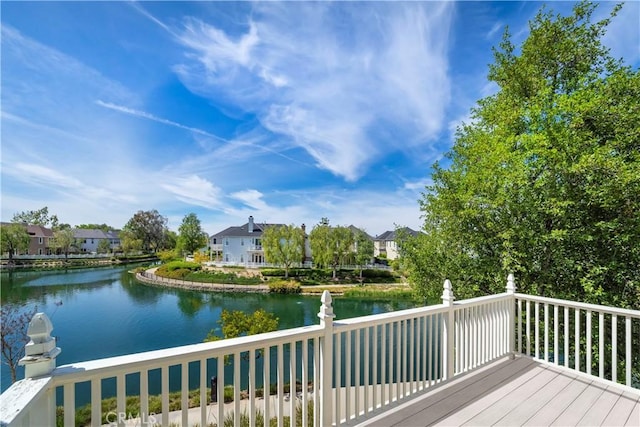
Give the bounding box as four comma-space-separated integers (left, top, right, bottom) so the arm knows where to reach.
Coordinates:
486, 21, 503, 39
162, 175, 224, 209
173, 2, 455, 181
4, 162, 136, 204
96, 100, 228, 142
230, 189, 269, 211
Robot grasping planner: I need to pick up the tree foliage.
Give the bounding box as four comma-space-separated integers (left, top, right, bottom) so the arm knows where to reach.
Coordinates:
353, 230, 374, 279
406, 1, 639, 309
1, 304, 37, 383
204, 309, 278, 342
177, 213, 207, 255
11, 206, 58, 228
76, 223, 114, 232
309, 220, 354, 279
97, 238, 112, 254
119, 229, 142, 256
262, 224, 305, 278
123, 210, 169, 253
0, 223, 30, 262
52, 228, 76, 259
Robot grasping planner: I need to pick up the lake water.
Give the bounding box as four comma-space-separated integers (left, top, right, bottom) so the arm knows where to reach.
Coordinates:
1, 264, 417, 394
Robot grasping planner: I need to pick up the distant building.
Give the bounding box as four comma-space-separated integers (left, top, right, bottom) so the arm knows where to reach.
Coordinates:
210, 216, 311, 265
374, 227, 420, 260
72, 229, 120, 253
0, 223, 54, 255
26, 224, 54, 255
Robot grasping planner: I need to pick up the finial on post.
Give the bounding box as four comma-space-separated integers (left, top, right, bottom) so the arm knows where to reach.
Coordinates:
19, 313, 61, 378
318, 290, 335, 325
441, 279, 454, 306
506, 273, 516, 294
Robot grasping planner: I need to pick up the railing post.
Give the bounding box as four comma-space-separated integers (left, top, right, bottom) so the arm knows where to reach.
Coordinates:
318, 291, 335, 427
506, 274, 516, 359
15, 312, 60, 426
19, 313, 61, 378
441, 280, 455, 380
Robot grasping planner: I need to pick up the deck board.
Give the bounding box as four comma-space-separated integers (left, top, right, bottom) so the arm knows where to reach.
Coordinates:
465, 366, 560, 426
492, 368, 577, 426
576, 385, 622, 426
354, 357, 640, 427
603, 390, 640, 427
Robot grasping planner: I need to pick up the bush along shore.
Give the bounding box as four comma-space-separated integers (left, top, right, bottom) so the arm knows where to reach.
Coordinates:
136, 260, 418, 299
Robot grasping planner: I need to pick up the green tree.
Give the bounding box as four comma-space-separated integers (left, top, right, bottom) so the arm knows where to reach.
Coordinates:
353, 230, 374, 280
309, 220, 354, 279
0, 223, 30, 262
177, 213, 207, 255
120, 229, 142, 256
12, 206, 58, 228
164, 230, 178, 251
51, 228, 76, 259
97, 238, 111, 254
407, 1, 639, 309
76, 223, 114, 232
204, 309, 278, 343
123, 210, 168, 253
262, 224, 305, 278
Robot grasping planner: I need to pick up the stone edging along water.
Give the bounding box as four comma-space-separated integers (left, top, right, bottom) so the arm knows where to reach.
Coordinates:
135, 268, 270, 293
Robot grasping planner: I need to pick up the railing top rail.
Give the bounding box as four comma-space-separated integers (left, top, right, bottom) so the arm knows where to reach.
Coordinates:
52, 324, 323, 384
515, 293, 640, 318
453, 292, 511, 308
335, 303, 449, 331
0, 377, 53, 425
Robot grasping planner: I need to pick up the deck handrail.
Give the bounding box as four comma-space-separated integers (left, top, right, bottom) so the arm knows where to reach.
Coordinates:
514, 292, 639, 392
2, 275, 638, 427
515, 293, 640, 318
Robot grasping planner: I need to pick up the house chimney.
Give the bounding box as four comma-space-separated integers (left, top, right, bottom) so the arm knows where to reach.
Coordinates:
248, 216, 254, 233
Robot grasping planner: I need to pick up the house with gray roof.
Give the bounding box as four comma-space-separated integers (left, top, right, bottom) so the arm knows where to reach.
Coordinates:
73, 229, 120, 253
374, 227, 420, 260
210, 216, 310, 265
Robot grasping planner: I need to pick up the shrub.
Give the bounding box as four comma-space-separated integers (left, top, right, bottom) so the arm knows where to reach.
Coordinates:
164, 260, 201, 271
193, 252, 209, 264
268, 280, 302, 294
155, 261, 201, 279
186, 271, 262, 285
261, 268, 286, 277
361, 269, 394, 279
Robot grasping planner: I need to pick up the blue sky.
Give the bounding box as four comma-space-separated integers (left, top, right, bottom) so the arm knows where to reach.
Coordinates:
1, 1, 638, 237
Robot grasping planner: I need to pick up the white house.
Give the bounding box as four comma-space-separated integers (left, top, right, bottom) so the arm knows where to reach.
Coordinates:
72, 229, 120, 253
210, 216, 312, 266
374, 227, 420, 260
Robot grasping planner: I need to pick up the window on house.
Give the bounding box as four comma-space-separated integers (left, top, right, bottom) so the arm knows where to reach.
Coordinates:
240, 255, 244, 263
38, 249, 43, 255
225, 254, 229, 262
38, 237, 43, 244
241, 239, 244, 246
225, 239, 229, 246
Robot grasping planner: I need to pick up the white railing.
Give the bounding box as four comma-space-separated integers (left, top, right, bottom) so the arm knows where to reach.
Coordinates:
1, 275, 638, 427
515, 293, 640, 388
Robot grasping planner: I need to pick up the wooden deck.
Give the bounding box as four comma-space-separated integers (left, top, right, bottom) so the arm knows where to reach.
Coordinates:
354, 356, 640, 427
